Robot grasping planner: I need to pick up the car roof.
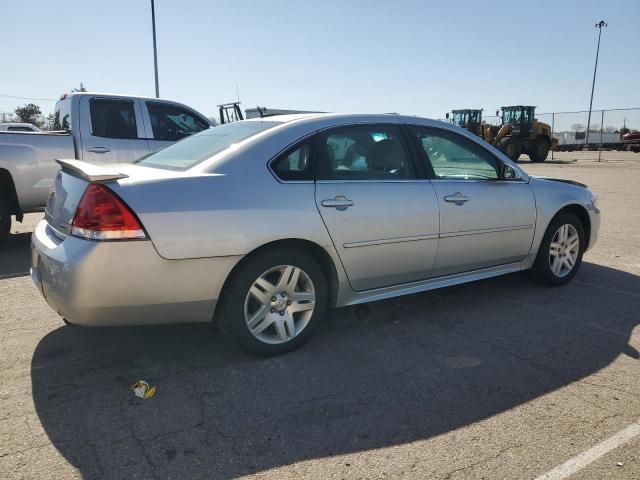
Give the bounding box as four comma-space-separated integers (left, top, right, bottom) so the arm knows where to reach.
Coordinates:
63, 91, 170, 101
243, 112, 445, 128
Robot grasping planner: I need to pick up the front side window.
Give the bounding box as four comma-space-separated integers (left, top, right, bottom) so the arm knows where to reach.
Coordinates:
271, 142, 313, 181
90, 99, 137, 139
410, 127, 500, 180
147, 102, 210, 141
318, 125, 415, 180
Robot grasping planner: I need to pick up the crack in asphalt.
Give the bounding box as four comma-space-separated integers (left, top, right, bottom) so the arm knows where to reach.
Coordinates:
443, 442, 525, 479
0, 441, 53, 459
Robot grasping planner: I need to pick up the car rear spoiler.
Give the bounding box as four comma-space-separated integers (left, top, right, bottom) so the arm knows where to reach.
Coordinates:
56, 159, 129, 182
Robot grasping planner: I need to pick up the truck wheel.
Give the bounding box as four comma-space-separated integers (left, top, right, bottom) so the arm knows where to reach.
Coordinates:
530, 138, 550, 162
0, 198, 11, 242
499, 138, 521, 161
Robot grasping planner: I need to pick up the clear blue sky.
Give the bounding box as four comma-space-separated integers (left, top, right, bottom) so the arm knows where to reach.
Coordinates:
2, 0, 639, 119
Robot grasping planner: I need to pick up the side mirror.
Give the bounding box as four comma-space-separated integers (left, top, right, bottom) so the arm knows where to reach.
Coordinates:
445, 113, 450, 120
501, 164, 518, 180
496, 110, 499, 117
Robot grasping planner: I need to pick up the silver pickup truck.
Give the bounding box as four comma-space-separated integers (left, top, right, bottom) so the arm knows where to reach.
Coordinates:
0, 92, 213, 240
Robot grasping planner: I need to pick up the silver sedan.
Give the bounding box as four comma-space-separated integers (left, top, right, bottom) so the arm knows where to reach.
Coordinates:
31, 114, 600, 355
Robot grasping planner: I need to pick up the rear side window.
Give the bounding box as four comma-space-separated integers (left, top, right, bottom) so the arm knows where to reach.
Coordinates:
8, 126, 34, 132
147, 102, 210, 141
90, 99, 137, 139
318, 125, 415, 180
270, 142, 313, 181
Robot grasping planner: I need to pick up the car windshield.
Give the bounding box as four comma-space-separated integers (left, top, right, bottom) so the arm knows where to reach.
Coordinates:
137, 120, 281, 170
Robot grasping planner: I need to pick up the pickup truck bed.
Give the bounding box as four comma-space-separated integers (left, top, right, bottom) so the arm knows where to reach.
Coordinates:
0, 131, 75, 213
0, 91, 212, 241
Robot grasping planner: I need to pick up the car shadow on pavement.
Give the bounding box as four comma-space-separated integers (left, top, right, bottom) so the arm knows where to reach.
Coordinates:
30, 262, 639, 479
0, 232, 31, 279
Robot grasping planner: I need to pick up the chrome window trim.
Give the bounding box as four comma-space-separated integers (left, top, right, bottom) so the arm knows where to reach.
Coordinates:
315, 179, 432, 184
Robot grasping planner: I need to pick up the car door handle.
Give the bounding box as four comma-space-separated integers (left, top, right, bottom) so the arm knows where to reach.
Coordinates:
87, 146, 111, 153
321, 196, 354, 211
443, 192, 469, 205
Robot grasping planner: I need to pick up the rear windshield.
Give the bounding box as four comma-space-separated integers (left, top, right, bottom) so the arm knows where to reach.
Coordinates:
137, 121, 281, 170
53, 99, 72, 132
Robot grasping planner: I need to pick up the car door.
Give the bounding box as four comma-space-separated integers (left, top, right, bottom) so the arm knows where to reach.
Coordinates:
408, 125, 536, 276
142, 101, 211, 154
79, 96, 149, 164
314, 124, 439, 291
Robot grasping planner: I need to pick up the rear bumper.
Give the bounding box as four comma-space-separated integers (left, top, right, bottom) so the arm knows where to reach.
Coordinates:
31, 220, 241, 327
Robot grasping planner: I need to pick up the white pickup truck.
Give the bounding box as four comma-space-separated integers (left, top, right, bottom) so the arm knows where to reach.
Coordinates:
0, 123, 42, 132
0, 92, 213, 240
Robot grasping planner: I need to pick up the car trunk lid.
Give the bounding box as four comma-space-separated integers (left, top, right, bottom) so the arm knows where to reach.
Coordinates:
45, 159, 130, 231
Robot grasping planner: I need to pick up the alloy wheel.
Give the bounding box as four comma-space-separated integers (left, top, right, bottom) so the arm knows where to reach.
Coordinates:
244, 265, 316, 344
548, 224, 580, 278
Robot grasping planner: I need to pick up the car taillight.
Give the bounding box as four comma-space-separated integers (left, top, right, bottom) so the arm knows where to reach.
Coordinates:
71, 183, 146, 240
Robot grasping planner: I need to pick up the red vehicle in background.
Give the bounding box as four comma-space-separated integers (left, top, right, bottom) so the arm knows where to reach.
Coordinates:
621, 130, 640, 152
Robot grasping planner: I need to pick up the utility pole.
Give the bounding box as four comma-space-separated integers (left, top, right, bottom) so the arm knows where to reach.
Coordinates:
151, 0, 160, 98
586, 20, 607, 144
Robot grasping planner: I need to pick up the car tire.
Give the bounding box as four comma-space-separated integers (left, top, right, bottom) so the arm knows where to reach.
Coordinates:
532, 213, 585, 286
217, 248, 328, 356
499, 137, 521, 161
530, 137, 550, 163
0, 197, 11, 242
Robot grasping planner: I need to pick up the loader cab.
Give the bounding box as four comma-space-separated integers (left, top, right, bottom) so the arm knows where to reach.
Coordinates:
501, 106, 535, 137
451, 109, 483, 136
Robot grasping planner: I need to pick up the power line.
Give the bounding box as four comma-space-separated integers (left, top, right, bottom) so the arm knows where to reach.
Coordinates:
0, 94, 57, 102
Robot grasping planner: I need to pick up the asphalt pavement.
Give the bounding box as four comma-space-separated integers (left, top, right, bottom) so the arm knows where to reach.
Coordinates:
1, 151, 639, 479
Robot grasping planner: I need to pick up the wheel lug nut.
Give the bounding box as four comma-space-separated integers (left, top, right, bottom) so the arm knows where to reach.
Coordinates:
271, 296, 277, 302
270, 308, 275, 313
287, 300, 292, 306
279, 310, 285, 316
281, 292, 286, 297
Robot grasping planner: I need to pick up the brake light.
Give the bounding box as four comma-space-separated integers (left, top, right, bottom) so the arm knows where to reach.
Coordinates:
71, 184, 146, 240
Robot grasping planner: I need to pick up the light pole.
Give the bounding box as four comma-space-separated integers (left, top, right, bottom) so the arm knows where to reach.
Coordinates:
586, 20, 606, 144
151, 0, 160, 98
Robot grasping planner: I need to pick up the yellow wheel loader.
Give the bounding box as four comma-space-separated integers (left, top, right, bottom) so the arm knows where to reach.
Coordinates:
449, 106, 557, 162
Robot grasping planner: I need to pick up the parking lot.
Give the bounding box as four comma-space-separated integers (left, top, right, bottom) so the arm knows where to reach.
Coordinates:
1, 151, 639, 479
